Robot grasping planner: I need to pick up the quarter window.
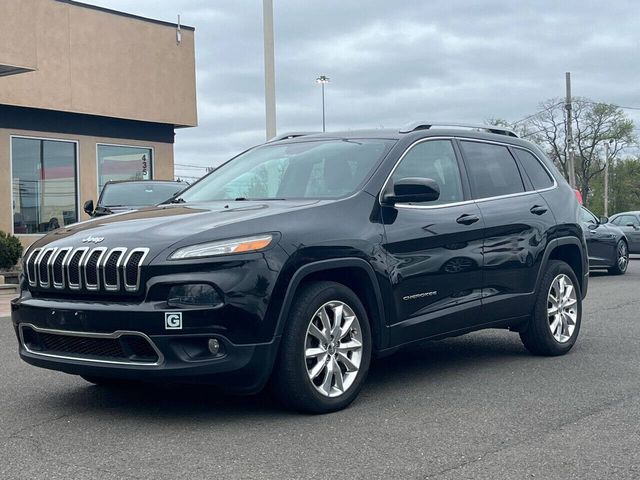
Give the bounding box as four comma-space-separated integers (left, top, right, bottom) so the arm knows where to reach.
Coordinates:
512, 148, 554, 190
612, 215, 639, 226
11, 137, 78, 234
390, 140, 463, 204
97, 145, 153, 193
460, 141, 525, 199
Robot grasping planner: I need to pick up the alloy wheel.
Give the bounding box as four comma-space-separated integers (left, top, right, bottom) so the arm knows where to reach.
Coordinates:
304, 301, 363, 398
617, 242, 629, 271
547, 274, 578, 343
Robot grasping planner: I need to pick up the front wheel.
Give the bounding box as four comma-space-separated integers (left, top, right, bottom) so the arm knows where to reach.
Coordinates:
520, 260, 582, 356
271, 281, 372, 413
608, 240, 629, 275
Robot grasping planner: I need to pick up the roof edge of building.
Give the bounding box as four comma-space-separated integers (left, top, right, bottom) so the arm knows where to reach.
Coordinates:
55, 0, 196, 31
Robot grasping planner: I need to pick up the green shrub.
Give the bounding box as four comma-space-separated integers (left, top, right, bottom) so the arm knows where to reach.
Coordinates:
0, 231, 23, 269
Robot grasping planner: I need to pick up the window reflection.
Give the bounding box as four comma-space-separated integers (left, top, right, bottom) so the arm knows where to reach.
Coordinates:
97, 145, 153, 193
12, 137, 78, 234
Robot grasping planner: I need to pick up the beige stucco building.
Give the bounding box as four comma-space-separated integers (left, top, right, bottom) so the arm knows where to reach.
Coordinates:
0, 0, 197, 246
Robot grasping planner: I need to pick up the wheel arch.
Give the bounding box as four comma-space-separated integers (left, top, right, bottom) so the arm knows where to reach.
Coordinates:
274, 258, 388, 351
538, 237, 587, 298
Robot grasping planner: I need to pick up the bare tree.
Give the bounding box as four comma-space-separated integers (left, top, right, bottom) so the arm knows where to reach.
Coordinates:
491, 98, 636, 207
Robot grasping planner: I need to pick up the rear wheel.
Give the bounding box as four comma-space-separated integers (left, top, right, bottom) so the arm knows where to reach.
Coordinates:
271, 281, 372, 413
608, 240, 629, 275
520, 260, 582, 356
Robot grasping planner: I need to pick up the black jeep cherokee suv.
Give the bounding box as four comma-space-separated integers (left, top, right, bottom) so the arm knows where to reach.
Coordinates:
11, 122, 588, 413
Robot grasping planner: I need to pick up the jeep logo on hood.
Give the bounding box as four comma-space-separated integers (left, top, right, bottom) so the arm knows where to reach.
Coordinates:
82, 235, 105, 244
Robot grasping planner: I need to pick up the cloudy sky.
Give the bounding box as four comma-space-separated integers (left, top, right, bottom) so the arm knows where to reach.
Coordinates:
83, 0, 640, 181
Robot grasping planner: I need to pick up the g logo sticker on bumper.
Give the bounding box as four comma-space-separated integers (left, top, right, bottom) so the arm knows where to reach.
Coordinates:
165, 312, 182, 330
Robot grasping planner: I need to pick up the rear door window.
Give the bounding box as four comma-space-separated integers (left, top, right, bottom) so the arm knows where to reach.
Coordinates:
459, 141, 525, 199
512, 148, 554, 190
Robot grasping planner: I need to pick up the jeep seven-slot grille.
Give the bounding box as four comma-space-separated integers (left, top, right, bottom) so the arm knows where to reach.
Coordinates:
25, 246, 148, 294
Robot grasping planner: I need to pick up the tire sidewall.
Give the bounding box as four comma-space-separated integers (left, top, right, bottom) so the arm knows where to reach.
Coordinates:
281, 282, 372, 413
534, 260, 582, 354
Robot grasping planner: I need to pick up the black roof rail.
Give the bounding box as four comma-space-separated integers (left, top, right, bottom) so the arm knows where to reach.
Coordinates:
399, 122, 518, 138
268, 131, 320, 142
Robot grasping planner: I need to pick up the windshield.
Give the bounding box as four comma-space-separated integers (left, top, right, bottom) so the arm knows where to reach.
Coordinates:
178, 139, 395, 202
100, 182, 185, 207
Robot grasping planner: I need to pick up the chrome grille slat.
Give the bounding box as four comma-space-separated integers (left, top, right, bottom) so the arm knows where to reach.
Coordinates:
82, 247, 108, 291
37, 248, 57, 288
52, 248, 72, 289
123, 248, 149, 292
26, 246, 147, 294
25, 248, 42, 287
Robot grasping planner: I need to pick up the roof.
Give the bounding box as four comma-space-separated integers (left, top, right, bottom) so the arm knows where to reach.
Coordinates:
55, 0, 195, 31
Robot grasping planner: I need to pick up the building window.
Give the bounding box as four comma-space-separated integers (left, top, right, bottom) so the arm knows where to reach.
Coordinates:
97, 144, 153, 193
11, 137, 78, 234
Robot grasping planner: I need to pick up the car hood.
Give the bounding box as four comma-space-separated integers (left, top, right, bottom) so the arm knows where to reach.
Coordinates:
30, 199, 326, 253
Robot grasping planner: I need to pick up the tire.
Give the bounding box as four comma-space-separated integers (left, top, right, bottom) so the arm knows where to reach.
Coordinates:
519, 260, 582, 356
271, 281, 372, 413
81, 375, 134, 387
608, 240, 629, 275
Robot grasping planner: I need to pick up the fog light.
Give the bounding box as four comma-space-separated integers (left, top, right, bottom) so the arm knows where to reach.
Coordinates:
208, 338, 220, 355
167, 284, 222, 308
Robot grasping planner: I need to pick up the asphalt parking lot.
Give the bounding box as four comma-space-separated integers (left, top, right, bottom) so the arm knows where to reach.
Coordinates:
1, 258, 639, 479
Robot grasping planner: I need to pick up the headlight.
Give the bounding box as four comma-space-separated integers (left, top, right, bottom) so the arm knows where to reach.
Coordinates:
169, 234, 273, 260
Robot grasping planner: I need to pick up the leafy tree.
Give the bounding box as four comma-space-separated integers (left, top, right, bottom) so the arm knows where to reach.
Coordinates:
491, 98, 636, 209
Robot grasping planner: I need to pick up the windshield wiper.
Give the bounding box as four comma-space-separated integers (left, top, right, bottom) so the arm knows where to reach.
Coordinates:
234, 197, 286, 201
169, 197, 186, 204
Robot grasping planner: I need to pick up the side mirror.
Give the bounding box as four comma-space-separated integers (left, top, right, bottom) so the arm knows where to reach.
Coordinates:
599, 216, 609, 224
83, 200, 94, 216
383, 177, 440, 205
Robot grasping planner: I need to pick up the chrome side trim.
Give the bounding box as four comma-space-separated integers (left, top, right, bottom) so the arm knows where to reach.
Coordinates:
51, 247, 72, 289
37, 248, 57, 288
25, 248, 42, 287
82, 247, 107, 291
102, 247, 127, 292
18, 323, 164, 367
379, 136, 559, 210
123, 248, 149, 292
65, 247, 89, 290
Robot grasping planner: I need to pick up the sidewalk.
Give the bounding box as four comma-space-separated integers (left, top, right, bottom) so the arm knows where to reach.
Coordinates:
1, 290, 16, 318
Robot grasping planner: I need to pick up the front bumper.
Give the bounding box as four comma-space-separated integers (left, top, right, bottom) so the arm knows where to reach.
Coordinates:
11, 296, 280, 394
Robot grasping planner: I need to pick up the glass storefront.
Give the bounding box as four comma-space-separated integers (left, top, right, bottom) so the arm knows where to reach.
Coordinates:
97, 144, 153, 193
12, 137, 78, 234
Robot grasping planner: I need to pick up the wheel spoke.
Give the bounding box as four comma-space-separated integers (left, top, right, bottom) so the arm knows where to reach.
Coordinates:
320, 357, 335, 395
330, 304, 343, 337
336, 352, 358, 372
318, 307, 332, 339
337, 339, 362, 353
308, 355, 327, 380
308, 323, 326, 343
550, 316, 561, 335
339, 315, 355, 340
332, 357, 344, 392
305, 347, 326, 359
548, 305, 560, 316
564, 297, 577, 308
561, 284, 573, 304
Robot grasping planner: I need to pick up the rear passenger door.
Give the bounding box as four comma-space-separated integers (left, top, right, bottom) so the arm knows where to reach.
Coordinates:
457, 140, 555, 321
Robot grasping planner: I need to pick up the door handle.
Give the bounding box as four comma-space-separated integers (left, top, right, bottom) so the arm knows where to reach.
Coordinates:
456, 214, 480, 225
530, 205, 548, 215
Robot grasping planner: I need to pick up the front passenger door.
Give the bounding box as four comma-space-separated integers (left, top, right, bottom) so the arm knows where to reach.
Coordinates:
380, 139, 485, 346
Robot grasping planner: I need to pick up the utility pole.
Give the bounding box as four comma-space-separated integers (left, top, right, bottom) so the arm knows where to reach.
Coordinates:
263, 0, 276, 140
565, 72, 577, 188
604, 140, 612, 217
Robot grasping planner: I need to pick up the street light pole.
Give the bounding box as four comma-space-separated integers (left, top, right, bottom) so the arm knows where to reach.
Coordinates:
604, 140, 613, 217
316, 75, 330, 132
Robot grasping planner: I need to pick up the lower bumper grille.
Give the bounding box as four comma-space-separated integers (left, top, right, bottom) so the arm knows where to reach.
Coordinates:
19, 324, 162, 366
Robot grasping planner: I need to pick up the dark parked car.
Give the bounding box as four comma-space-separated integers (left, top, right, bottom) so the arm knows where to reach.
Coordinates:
83, 180, 187, 217
608, 211, 640, 254
12, 123, 588, 413
580, 206, 629, 275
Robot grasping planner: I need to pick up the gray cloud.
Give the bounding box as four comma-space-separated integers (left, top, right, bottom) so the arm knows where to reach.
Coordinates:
83, 0, 640, 180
